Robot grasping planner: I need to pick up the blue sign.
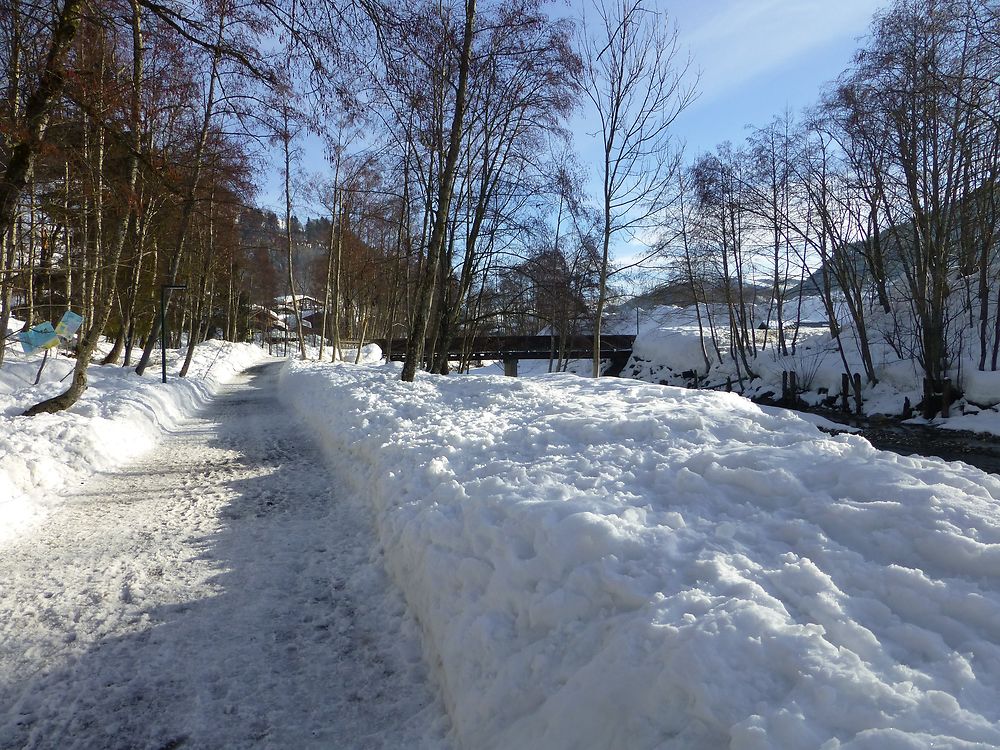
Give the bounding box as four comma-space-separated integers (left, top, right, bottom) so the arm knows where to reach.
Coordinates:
55, 310, 83, 340
19, 322, 58, 354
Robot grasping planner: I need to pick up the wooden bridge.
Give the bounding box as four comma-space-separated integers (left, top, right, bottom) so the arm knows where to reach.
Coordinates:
374, 334, 636, 376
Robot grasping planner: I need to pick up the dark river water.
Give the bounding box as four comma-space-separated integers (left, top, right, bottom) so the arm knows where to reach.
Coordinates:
855, 423, 1000, 475
803, 410, 1000, 476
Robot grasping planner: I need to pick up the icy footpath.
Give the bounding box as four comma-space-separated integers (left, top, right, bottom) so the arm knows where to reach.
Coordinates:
0, 361, 451, 749
280, 361, 1000, 750
0, 341, 267, 544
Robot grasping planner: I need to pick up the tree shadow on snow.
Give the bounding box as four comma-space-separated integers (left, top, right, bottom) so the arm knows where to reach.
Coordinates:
0, 363, 450, 750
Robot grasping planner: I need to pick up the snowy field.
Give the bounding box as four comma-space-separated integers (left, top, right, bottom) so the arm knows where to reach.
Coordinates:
0, 340, 267, 544
282, 361, 1000, 749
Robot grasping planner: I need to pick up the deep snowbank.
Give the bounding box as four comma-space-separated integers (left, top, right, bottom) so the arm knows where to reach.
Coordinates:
614, 302, 1000, 432
280, 361, 1000, 750
0, 341, 268, 544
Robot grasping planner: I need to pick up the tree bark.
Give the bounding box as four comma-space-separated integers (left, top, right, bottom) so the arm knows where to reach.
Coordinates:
134, 10, 222, 375
0, 0, 84, 245
401, 0, 477, 382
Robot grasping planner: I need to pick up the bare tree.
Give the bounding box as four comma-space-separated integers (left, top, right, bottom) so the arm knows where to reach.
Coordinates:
23, 2, 142, 414
576, 0, 694, 377
0, 0, 84, 259
690, 147, 758, 384
746, 112, 797, 356
400, 0, 477, 382
133, 3, 227, 376
429, 1, 576, 374
854, 0, 986, 392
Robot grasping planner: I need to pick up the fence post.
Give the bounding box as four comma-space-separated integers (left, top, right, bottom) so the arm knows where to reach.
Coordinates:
942, 378, 952, 418
853, 373, 863, 415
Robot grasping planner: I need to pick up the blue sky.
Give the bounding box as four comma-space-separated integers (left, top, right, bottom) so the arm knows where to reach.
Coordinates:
663, 0, 885, 157
258, 0, 888, 213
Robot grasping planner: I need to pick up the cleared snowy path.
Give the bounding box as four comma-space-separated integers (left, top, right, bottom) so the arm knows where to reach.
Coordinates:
0, 362, 451, 750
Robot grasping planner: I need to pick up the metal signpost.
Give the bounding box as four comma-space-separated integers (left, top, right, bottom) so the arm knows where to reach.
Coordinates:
160, 284, 187, 383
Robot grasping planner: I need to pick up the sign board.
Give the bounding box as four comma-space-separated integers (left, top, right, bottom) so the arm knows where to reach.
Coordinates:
16, 311, 84, 354
19, 322, 58, 353
55, 310, 83, 340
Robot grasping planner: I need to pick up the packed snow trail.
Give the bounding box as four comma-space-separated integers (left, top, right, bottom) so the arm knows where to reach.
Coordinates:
0, 362, 452, 750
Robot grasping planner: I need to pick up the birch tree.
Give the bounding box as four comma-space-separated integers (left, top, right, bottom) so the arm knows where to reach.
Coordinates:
576, 0, 694, 377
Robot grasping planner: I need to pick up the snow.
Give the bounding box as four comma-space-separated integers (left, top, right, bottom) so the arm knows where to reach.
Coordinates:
260, 338, 383, 365
4, 315, 25, 335
631, 326, 716, 376
755, 404, 862, 434
963, 369, 1000, 408
611, 300, 1000, 435
940, 410, 1000, 437
335, 342, 384, 364
5, 317, 1000, 747
0, 340, 267, 545
613, 306, 712, 383
0, 362, 451, 748
280, 362, 1000, 749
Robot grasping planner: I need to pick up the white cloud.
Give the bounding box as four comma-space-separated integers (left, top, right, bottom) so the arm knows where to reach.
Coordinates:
675, 0, 884, 103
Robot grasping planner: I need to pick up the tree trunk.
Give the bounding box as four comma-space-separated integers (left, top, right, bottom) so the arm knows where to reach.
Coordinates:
401, 0, 477, 382
135, 10, 222, 375
180, 193, 215, 377
0, 0, 85, 244
100, 293, 126, 364
281, 106, 308, 360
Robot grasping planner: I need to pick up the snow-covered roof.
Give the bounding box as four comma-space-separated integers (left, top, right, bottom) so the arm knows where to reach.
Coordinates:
274, 294, 322, 308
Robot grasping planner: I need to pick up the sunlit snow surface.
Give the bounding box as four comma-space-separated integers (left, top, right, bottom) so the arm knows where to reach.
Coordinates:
0, 360, 452, 749
0, 341, 268, 543
282, 361, 1000, 749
